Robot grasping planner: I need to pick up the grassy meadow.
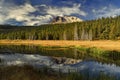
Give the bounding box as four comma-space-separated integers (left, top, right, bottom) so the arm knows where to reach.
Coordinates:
0, 40, 120, 51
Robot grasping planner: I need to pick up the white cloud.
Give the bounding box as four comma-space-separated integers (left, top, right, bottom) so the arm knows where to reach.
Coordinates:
7, 4, 36, 22
24, 15, 52, 25
0, 1, 86, 25
45, 4, 87, 16
0, 3, 52, 25
92, 6, 120, 18
0, 0, 8, 23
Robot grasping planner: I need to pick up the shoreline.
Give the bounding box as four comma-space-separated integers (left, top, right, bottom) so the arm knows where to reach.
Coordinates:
0, 40, 120, 51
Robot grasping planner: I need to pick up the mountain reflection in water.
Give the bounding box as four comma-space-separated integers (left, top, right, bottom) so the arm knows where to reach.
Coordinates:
0, 53, 120, 78
0, 53, 82, 66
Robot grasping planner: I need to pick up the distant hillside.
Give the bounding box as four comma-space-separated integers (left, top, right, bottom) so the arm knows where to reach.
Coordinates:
51, 16, 82, 24
0, 16, 120, 40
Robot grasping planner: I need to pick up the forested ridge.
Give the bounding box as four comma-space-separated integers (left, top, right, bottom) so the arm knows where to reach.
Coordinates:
0, 16, 120, 40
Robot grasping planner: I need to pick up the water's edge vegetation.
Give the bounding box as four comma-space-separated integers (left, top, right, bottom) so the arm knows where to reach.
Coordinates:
0, 44, 120, 65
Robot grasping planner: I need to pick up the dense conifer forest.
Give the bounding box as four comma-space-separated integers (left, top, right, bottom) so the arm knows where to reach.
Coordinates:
0, 16, 120, 40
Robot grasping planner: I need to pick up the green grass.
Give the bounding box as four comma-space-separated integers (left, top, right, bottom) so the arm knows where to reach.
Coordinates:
76, 46, 120, 65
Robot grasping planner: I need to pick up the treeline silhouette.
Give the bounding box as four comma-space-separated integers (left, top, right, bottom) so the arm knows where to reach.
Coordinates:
0, 16, 120, 40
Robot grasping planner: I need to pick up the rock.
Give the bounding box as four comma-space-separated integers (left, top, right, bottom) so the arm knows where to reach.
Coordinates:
52, 57, 82, 65
51, 16, 83, 24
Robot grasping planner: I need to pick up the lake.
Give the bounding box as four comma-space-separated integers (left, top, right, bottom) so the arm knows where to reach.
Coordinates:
0, 45, 120, 80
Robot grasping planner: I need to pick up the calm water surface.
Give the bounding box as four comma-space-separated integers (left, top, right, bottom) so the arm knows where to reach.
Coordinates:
0, 45, 120, 79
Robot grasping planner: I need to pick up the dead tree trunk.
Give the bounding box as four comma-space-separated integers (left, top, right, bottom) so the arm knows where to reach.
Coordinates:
88, 29, 92, 40
46, 34, 48, 40
74, 25, 78, 40
81, 28, 85, 40
63, 31, 67, 40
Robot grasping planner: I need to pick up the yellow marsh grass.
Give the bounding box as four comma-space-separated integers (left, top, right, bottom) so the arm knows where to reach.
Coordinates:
0, 40, 120, 51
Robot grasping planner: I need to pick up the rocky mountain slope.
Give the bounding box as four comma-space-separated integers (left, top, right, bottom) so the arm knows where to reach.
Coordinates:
51, 16, 83, 24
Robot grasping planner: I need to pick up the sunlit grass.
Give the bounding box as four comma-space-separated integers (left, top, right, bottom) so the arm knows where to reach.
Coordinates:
0, 40, 120, 51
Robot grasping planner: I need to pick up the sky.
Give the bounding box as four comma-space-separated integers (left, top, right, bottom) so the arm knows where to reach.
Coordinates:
0, 0, 120, 26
